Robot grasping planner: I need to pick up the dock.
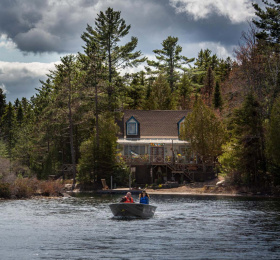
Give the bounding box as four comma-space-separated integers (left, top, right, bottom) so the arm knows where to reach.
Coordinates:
97, 189, 142, 195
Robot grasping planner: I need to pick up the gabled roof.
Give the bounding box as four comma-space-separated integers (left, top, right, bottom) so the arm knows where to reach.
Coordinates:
119, 110, 189, 138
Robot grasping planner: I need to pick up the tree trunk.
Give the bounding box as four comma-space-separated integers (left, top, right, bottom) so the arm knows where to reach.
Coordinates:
95, 79, 99, 148
202, 156, 207, 173
202, 162, 206, 173
108, 39, 113, 111
67, 80, 76, 190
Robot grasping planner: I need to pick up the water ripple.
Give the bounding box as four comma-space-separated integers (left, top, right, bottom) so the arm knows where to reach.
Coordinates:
1, 195, 280, 259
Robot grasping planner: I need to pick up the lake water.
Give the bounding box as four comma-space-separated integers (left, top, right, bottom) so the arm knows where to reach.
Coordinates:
1, 194, 280, 260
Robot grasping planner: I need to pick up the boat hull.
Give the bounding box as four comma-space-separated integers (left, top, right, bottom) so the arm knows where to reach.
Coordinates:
109, 203, 156, 218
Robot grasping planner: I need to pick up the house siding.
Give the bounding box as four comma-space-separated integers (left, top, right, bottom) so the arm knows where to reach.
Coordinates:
117, 110, 215, 185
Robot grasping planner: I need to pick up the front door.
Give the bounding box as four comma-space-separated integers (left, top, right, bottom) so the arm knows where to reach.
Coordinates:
151, 147, 164, 163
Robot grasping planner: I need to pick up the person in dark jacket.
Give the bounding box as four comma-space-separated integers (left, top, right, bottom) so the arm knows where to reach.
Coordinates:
139, 190, 149, 204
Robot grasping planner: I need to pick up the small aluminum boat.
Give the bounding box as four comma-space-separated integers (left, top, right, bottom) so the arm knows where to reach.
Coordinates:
109, 203, 157, 218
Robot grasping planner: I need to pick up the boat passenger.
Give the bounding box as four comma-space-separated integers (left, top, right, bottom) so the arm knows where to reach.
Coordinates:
120, 192, 134, 203
139, 190, 149, 204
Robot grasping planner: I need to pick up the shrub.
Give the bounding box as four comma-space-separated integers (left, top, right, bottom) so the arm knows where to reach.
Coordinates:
11, 177, 38, 198
38, 180, 64, 196
1, 177, 65, 199
0, 182, 11, 198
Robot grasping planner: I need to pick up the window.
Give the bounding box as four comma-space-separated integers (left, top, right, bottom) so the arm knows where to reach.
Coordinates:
126, 117, 139, 136
178, 116, 186, 138
127, 121, 137, 135
124, 145, 145, 156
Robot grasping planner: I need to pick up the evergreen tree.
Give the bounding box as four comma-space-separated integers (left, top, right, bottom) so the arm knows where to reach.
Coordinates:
202, 67, 215, 106
139, 70, 145, 86
267, 95, 280, 165
226, 94, 266, 187
82, 7, 145, 109
78, 114, 118, 184
0, 102, 15, 163
194, 49, 219, 71
266, 95, 280, 184
216, 57, 233, 81
178, 73, 193, 109
1, 102, 15, 140
195, 49, 207, 69
79, 32, 107, 149
125, 73, 146, 109
147, 36, 194, 92
53, 55, 80, 188
20, 97, 33, 123
193, 49, 231, 87
30, 55, 82, 181
145, 74, 174, 110
14, 98, 20, 108
16, 104, 24, 126
253, 0, 280, 45
0, 88, 6, 120
213, 81, 223, 109
79, 27, 125, 184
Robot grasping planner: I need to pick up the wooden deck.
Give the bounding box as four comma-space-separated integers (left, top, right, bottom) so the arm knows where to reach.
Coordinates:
120, 155, 215, 183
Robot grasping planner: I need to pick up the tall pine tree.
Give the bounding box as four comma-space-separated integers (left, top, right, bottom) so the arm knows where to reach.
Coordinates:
0, 88, 6, 120
82, 7, 145, 110
147, 36, 194, 92
253, 0, 280, 45
202, 67, 215, 106
213, 81, 223, 109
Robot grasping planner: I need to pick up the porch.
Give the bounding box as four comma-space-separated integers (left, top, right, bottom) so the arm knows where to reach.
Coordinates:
119, 155, 215, 184
117, 139, 216, 184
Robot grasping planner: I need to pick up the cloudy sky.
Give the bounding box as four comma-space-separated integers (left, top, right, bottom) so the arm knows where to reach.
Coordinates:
0, 0, 262, 102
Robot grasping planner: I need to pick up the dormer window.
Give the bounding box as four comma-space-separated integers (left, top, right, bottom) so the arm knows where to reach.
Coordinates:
126, 116, 139, 136
178, 116, 186, 138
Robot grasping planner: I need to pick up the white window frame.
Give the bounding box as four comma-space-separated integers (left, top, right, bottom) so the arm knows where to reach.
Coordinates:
126, 117, 138, 136
178, 117, 185, 138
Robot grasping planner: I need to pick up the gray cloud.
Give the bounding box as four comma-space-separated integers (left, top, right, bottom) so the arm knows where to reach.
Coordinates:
0, 0, 100, 53
0, 0, 264, 102
105, 0, 260, 58
0, 0, 260, 55
0, 61, 57, 101
0, 1, 46, 38
14, 28, 62, 53
169, 0, 255, 23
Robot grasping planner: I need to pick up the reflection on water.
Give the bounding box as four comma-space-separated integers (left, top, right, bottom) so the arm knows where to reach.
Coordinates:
1, 194, 280, 259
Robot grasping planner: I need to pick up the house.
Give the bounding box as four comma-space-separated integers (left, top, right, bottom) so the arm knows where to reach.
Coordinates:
117, 110, 215, 185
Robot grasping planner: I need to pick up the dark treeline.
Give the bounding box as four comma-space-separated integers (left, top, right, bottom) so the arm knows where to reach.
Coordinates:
1, 1, 280, 193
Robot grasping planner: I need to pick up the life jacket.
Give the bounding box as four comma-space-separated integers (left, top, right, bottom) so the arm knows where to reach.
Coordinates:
124, 196, 134, 203
140, 196, 149, 204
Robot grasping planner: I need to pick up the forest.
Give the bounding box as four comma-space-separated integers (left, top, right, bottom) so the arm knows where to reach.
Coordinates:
1, 1, 280, 196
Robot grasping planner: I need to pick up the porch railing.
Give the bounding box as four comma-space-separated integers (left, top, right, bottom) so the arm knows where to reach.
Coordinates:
119, 154, 196, 165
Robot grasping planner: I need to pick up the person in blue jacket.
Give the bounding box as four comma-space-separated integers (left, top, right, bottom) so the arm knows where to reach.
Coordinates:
139, 190, 149, 204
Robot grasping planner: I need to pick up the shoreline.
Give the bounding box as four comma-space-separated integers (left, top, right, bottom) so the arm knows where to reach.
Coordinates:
144, 189, 276, 198
70, 185, 279, 199
1, 189, 279, 200
2, 177, 279, 199
92, 176, 279, 198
